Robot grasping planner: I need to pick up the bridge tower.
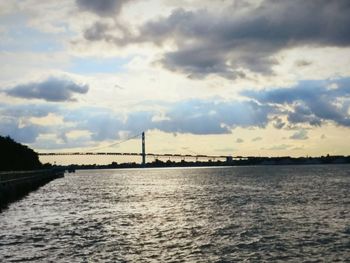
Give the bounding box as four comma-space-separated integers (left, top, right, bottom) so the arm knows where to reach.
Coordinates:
142, 132, 146, 165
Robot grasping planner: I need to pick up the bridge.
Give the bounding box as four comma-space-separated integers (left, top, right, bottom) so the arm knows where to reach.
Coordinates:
38, 132, 241, 165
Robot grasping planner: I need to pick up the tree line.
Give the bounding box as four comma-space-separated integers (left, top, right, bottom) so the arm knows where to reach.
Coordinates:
0, 135, 43, 171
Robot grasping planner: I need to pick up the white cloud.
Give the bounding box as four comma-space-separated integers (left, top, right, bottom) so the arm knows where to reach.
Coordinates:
1, 0, 350, 157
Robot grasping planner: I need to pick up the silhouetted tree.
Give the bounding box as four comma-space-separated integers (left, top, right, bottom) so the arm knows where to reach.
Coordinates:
0, 135, 42, 171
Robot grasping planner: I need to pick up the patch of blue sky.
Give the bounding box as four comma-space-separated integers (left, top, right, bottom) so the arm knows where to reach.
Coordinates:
0, 14, 66, 52
69, 56, 132, 74
1, 27, 65, 52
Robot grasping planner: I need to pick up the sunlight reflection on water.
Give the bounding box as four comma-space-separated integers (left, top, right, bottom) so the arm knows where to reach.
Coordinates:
1, 165, 350, 262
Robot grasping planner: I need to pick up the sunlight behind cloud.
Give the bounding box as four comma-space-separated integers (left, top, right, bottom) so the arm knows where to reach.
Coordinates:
0, 0, 349, 157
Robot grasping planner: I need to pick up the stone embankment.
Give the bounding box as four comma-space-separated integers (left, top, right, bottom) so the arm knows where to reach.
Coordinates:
0, 169, 64, 209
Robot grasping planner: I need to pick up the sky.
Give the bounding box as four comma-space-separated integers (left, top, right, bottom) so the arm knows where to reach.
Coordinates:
1, 0, 350, 162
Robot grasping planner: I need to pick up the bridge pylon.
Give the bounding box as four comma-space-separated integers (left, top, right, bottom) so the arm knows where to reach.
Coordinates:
142, 132, 146, 165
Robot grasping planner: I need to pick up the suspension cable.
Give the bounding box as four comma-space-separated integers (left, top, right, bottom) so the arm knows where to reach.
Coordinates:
87, 133, 143, 152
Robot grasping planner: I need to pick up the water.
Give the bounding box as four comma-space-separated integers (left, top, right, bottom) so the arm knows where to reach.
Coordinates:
1, 165, 350, 262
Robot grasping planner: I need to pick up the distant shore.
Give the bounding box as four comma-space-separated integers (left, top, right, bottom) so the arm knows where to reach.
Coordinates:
62, 155, 350, 171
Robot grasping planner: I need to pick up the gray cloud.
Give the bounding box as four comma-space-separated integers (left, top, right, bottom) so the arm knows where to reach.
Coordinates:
151, 99, 273, 134
0, 104, 50, 143
0, 118, 44, 143
236, 138, 244, 143
0, 97, 273, 147
5, 77, 89, 102
76, 0, 130, 17
272, 117, 286, 129
290, 129, 309, 140
242, 78, 350, 127
81, 0, 350, 78
83, 20, 132, 46
0, 103, 66, 144
0, 103, 59, 118
295, 60, 312, 67
2, 77, 349, 148
252, 137, 262, 142
84, 21, 113, 41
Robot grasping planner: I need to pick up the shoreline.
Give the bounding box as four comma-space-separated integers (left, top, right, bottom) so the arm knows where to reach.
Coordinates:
63, 156, 350, 171
0, 169, 64, 210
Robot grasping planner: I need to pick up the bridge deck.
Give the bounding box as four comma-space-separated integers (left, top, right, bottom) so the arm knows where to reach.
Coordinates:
38, 152, 238, 159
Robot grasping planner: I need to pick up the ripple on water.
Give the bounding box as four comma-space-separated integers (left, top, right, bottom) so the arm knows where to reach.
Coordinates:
1, 165, 350, 262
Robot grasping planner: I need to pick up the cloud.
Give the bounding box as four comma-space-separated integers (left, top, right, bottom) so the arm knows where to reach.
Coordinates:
290, 129, 309, 140
0, 105, 50, 143
0, 103, 67, 144
76, 98, 271, 141
252, 136, 262, 142
0, 118, 44, 143
80, 0, 350, 78
242, 78, 350, 127
2, 76, 349, 148
236, 138, 244, 143
0, 96, 274, 147
76, 0, 130, 17
295, 60, 312, 67
0, 103, 59, 118
150, 99, 273, 134
272, 117, 286, 129
5, 77, 89, 102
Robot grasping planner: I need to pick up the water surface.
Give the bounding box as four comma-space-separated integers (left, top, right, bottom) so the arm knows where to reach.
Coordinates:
1, 165, 350, 262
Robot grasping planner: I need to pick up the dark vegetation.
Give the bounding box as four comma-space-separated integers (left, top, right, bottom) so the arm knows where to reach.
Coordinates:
0, 135, 48, 171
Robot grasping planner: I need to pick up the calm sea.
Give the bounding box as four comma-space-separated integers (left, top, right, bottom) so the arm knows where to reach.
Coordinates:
1, 165, 350, 262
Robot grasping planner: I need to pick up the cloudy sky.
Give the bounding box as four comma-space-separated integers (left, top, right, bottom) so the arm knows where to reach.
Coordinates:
1, 0, 350, 160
